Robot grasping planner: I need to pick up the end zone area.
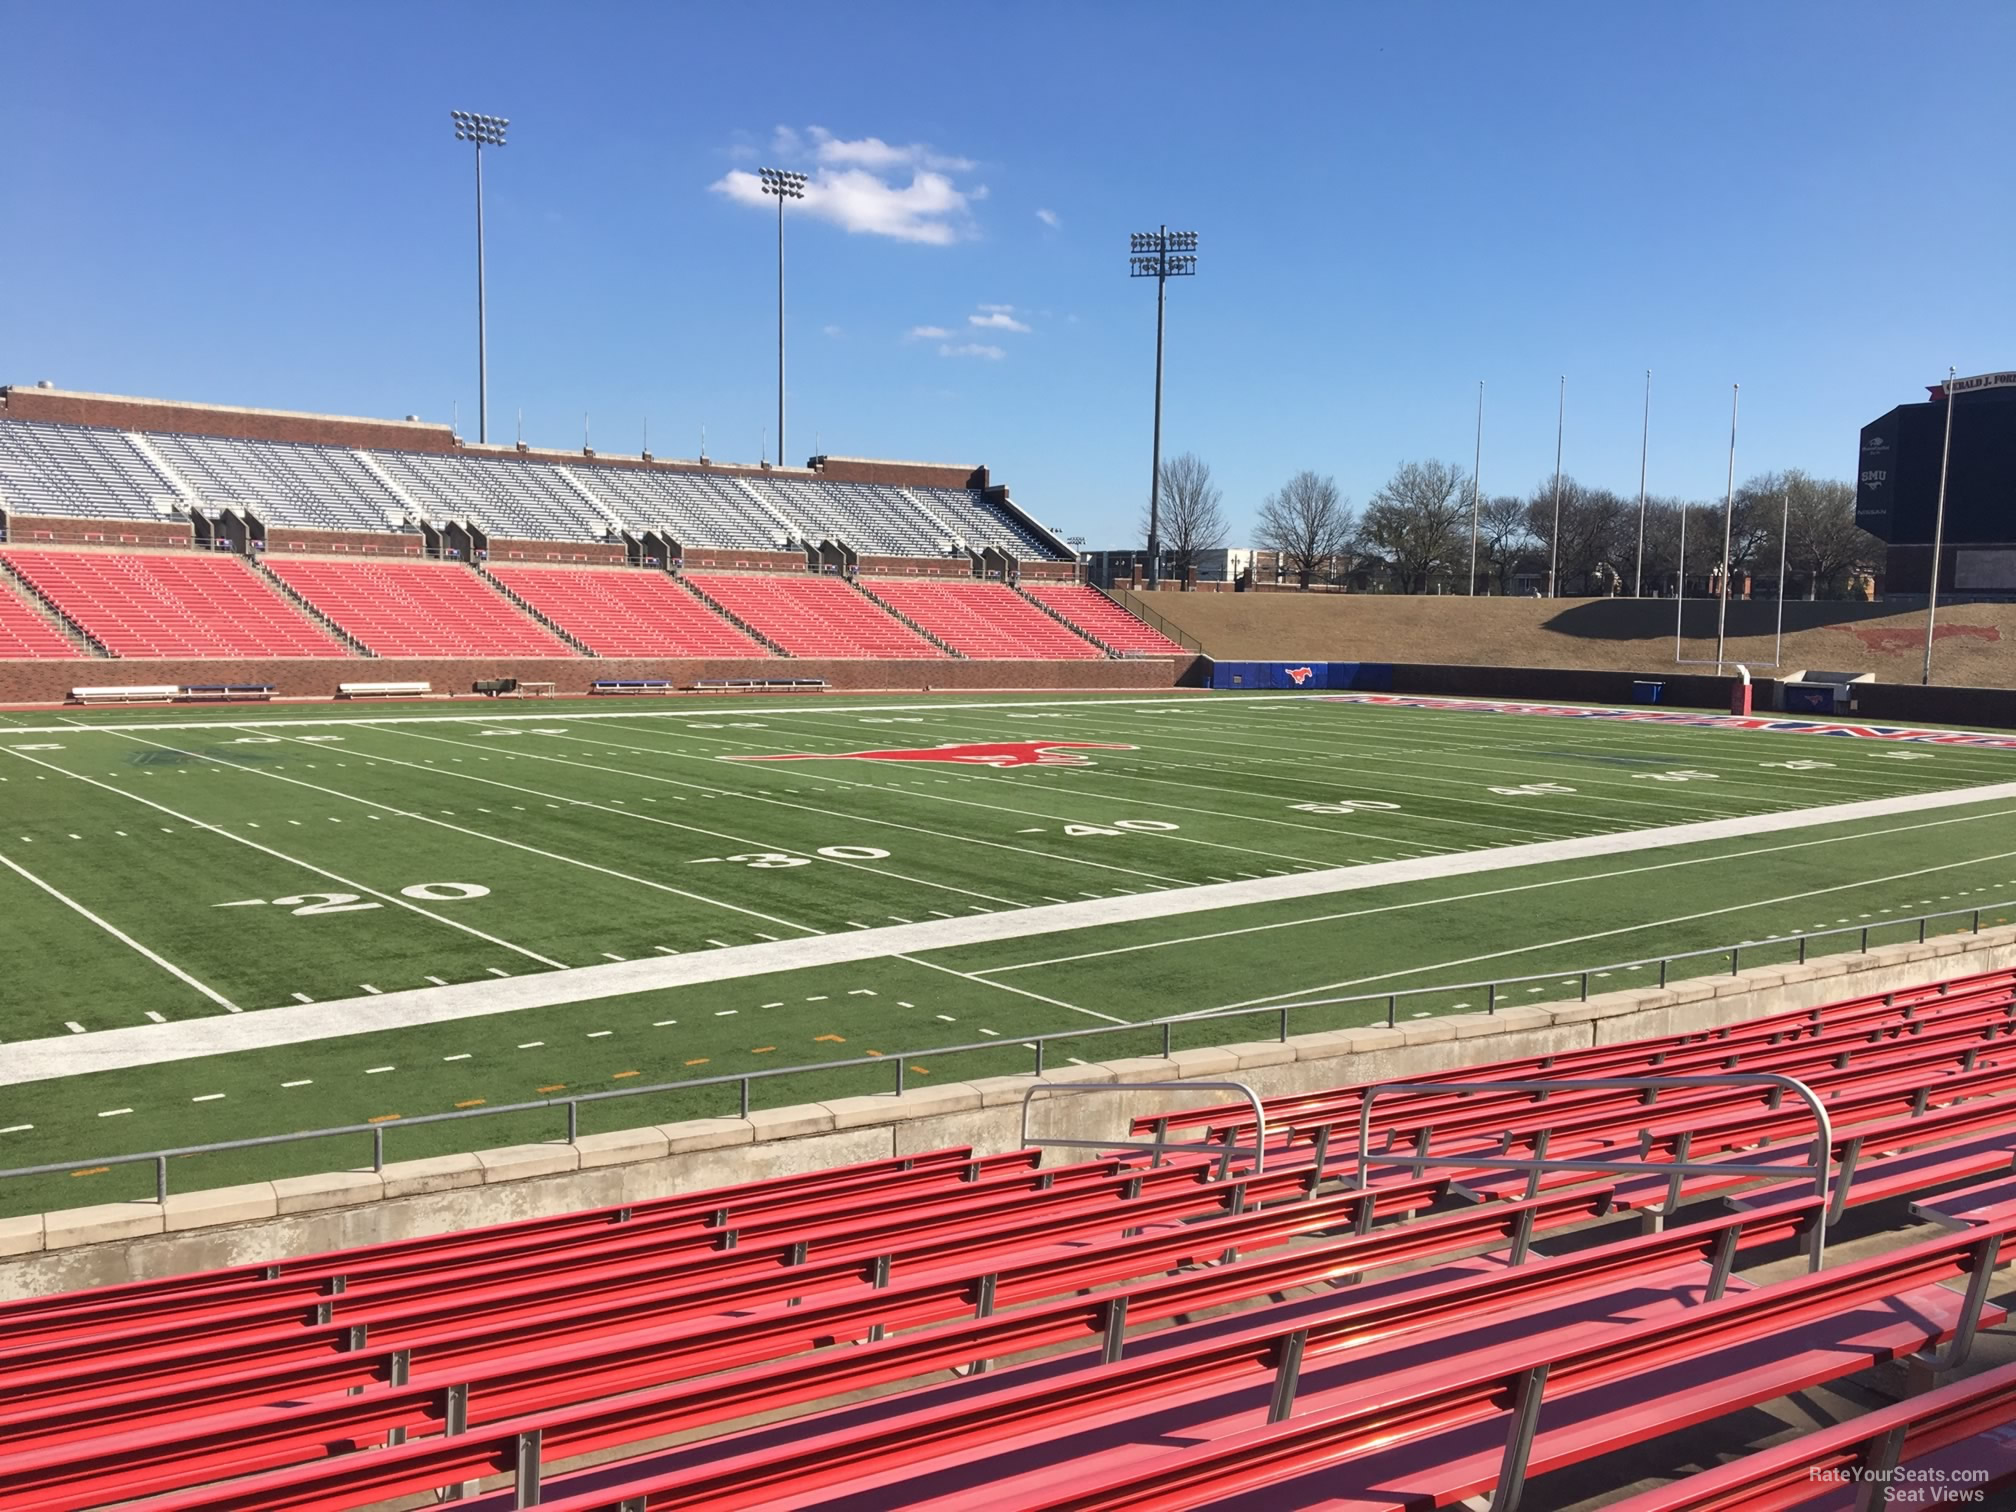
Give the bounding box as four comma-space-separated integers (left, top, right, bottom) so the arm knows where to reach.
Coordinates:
5, 688, 2016, 1212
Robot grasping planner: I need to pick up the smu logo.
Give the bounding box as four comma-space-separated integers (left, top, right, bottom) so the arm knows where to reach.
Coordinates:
724, 740, 1138, 769
1284, 666, 1315, 685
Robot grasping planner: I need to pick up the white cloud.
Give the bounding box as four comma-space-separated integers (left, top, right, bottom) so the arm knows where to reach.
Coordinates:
906, 325, 951, 340
711, 127, 984, 245
822, 324, 844, 339
969, 311, 1030, 333
1035, 208, 1060, 228
939, 342, 1004, 361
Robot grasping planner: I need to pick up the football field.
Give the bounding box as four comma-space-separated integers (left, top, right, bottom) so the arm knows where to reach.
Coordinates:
6, 687, 2016, 1214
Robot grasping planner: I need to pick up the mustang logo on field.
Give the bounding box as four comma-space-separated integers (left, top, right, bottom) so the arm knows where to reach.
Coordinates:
724, 740, 1137, 769
1284, 666, 1315, 685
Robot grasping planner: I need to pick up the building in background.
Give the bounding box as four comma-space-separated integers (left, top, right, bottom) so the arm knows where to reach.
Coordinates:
1858, 377, 2016, 595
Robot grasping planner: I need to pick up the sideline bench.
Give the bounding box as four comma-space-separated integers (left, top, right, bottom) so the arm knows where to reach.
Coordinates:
691, 677, 829, 694
336, 681, 430, 700
68, 685, 177, 705
590, 679, 671, 696
177, 684, 275, 703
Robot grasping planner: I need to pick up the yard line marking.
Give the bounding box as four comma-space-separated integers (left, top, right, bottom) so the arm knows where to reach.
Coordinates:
364, 1065, 395, 1074
384, 727, 1069, 904
291, 993, 314, 1004
587, 1030, 612, 1038
63, 1021, 84, 1035
487, 966, 512, 976
98, 1108, 132, 1118
424, 975, 449, 986
895, 953, 1119, 1022
0, 1125, 31, 1133
361, 985, 381, 995
0, 848, 240, 1012
191, 1093, 225, 1102
0, 746, 568, 971
443, 1053, 472, 1062
517, 1042, 544, 1049
281, 1079, 312, 1088
143, 1011, 165, 1024
18, 781, 2016, 1085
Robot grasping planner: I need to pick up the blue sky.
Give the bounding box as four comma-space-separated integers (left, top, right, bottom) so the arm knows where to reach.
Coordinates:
4, 2, 2010, 547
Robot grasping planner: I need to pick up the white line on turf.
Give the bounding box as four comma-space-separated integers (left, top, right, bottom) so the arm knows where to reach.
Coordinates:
15, 779, 2016, 1085
0, 748, 570, 970
0, 849, 241, 1011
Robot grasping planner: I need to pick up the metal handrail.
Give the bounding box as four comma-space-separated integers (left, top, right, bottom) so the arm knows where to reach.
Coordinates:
1019, 1079, 1265, 1177
0, 898, 2006, 1210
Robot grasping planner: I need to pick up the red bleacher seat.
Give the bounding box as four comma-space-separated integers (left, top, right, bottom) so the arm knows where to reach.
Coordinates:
0, 548, 342, 658
685, 571, 948, 658
864, 578, 1105, 659
0, 581, 82, 659
265, 557, 570, 657
487, 565, 770, 658
1020, 582, 1188, 654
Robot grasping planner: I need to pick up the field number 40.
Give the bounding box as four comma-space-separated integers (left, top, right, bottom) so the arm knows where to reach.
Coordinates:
1633, 769, 1717, 782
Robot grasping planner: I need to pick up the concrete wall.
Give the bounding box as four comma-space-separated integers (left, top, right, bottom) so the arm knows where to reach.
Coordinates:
4, 924, 2009, 1301
0, 654, 1196, 706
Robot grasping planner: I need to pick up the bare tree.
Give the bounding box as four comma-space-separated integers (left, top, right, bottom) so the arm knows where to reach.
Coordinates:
1477, 494, 1534, 593
1360, 460, 1472, 593
1139, 452, 1227, 585
1781, 469, 1879, 598
1526, 478, 1629, 595
1256, 471, 1353, 589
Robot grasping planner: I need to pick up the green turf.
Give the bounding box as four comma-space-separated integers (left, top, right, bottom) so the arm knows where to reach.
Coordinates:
3, 688, 2014, 1215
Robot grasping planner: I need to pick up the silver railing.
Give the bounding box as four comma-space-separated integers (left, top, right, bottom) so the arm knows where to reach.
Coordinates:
1, 899, 2008, 1211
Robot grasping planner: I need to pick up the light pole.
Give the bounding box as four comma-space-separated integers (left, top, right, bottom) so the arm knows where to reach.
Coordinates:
450, 111, 508, 445
1634, 369, 1651, 597
1714, 384, 1739, 674
1924, 366, 1957, 686
1469, 381, 1483, 595
759, 167, 807, 468
1129, 227, 1199, 590
1548, 376, 1565, 596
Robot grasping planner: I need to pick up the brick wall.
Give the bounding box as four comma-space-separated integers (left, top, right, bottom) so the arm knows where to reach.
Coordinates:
3, 514, 195, 548
678, 549, 805, 572
1, 388, 453, 453
485, 537, 629, 565
0, 654, 1197, 706
265, 528, 425, 556
815, 456, 987, 489
857, 556, 972, 578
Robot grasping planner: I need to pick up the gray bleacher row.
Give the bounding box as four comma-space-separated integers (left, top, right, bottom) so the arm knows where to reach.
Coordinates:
0, 419, 1065, 558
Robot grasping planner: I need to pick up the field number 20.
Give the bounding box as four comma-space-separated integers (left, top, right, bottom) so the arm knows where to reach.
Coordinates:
218, 882, 491, 915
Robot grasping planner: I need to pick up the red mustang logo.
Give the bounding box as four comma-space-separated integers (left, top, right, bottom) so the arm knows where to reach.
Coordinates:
1284, 666, 1315, 685
724, 740, 1137, 770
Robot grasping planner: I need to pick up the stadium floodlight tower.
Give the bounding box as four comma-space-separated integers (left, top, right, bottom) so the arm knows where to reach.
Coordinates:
450, 110, 509, 445
759, 168, 808, 467
1129, 227, 1199, 589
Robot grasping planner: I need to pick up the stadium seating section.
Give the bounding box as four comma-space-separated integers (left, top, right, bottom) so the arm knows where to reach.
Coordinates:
1023, 581, 1190, 653
688, 571, 950, 658
6, 968, 2016, 1508
265, 557, 571, 657
864, 577, 1104, 659
0, 418, 1070, 560
0, 582, 81, 659
0, 548, 341, 658
488, 564, 769, 658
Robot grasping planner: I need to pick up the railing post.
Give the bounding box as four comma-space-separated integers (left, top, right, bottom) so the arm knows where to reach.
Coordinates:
1278, 1007, 1288, 1042
1975, 909, 1982, 934
1034, 1040, 1045, 1075
1487, 981, 1496, 1014
739, 1077, 751, 1119
372, 1125, 384, 1172
1731, 947, 1740, 976
1658, 957, 1669, 989
565, 1100, 578, 1144
1490, 1364, 1551, 1512
896, 1059, 906, 1095
1101, 1294, 1130, 1364
1162, 1021, 1173, 1058
1861, 927, 1869, 953
513, 1428, 543, 1509
154, 1154, 168, 1205
1580, 971, 1589, 1001
1799, 934, 1808, 965
1920, 916, 1929, 944
1267, 1329, 1309, 1424
1387, 994, 1397, 1027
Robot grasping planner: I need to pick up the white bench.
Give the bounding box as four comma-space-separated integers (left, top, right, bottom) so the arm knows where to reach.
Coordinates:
70, 685, 179, 705
337, 681, 431, 699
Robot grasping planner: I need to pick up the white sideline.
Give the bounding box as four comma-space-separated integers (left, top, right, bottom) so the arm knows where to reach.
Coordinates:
9, 777, 2016, 1088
